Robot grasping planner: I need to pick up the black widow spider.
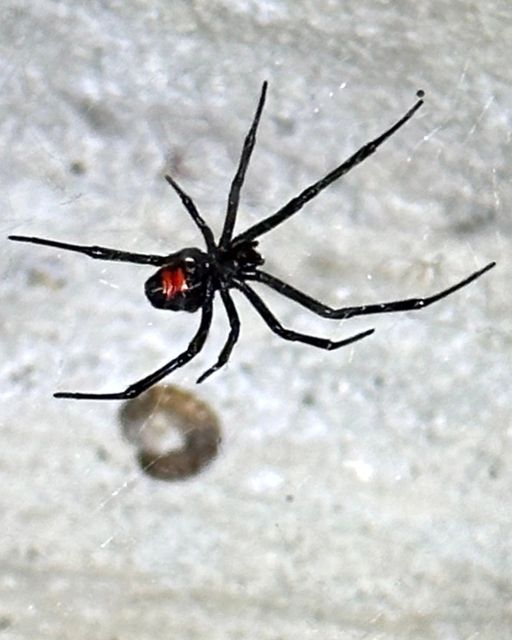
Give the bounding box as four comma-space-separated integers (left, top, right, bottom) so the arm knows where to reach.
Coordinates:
9, 83, 495, 401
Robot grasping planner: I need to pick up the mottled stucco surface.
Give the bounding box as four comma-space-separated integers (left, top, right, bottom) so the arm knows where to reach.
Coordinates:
1, 1, 510, 638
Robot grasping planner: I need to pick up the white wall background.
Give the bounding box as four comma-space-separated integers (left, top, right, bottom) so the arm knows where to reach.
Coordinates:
1, 1, 510, 638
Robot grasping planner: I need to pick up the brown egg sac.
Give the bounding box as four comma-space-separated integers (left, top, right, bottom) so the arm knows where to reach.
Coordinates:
119, 385, 221, 481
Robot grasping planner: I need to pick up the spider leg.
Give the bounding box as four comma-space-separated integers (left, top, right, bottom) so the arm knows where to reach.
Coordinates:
219, 81, 268, 248
235, 280, 374, 350
54, 290, 214, 401
247, 262, 496, 319
164, 175, 216, 252
233, 92, 424, 245
8, 235, 167, 265
196, 288, 240, 383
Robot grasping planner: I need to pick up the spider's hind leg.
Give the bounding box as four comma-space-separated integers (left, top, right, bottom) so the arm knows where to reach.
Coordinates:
8, 235, 167, 266
54, 290, 215, 401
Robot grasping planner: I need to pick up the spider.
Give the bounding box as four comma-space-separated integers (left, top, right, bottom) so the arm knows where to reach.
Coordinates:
9, 83, 495, 401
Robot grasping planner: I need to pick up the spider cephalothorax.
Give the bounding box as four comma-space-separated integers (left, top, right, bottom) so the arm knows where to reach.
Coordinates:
218, 240, 264, 275
8, 82, 495, 400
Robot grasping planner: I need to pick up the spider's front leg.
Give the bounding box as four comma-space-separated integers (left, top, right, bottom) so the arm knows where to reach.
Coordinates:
233, 91, 425, 245
55, 289, 215, 401
219, 81, 268, 248
246, 262, 496, 320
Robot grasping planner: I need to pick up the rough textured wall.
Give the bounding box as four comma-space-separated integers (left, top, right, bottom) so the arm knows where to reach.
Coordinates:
1, 1, 510, 638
